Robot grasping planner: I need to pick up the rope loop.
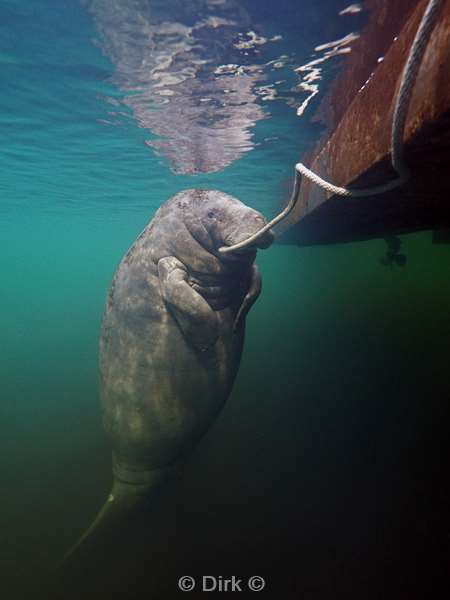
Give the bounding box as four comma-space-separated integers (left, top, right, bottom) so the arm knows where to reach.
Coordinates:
298, 0, 444, 198
218, 0, 445, 253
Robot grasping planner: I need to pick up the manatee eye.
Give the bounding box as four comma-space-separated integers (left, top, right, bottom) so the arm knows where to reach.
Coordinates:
207, 211, 215, 219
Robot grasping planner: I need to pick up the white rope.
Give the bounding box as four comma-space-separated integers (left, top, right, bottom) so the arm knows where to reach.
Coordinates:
297, 0, 445, 198
218, 168, 302, 254
219, 0, 444, 254
295, 161, 406, 198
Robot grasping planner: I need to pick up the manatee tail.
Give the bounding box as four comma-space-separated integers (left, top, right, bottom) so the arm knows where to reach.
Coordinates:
62, 464, 170, 563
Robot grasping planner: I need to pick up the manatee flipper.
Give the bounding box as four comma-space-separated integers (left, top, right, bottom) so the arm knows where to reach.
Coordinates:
158, 256, 219, 351
233, 264, 262, 331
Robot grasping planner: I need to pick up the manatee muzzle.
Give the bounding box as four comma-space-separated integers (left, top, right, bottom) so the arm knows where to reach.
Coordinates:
218, 167, 302, 255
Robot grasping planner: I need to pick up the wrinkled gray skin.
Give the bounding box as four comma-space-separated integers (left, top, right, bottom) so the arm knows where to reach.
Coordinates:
66, 189, 273, 557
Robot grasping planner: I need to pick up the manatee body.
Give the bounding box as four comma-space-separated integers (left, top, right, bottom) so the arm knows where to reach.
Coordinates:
100, 188, 273, 485
66, 189, 273, 556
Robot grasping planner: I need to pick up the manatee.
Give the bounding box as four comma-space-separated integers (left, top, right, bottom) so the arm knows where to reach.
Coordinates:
66, 188, 275, 556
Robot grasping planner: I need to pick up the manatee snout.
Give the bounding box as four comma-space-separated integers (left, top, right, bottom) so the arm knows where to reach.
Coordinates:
249, 213, 275, 249
254, 227, 274, 249
227, 212, 274, 253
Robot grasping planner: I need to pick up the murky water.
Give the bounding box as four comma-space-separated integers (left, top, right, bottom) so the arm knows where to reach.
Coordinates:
1, 1, 449, 598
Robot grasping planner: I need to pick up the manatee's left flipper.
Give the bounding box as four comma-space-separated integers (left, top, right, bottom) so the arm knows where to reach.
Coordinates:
158, 256, 219, 351
233, 264, 262, 331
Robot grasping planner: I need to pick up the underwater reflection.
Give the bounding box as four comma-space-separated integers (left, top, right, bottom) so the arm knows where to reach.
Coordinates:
82, 0, 363, 175
83, 0, 271, 174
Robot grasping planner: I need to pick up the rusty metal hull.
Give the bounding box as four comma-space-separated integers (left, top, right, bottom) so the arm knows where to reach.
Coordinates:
280, 0, 450, 246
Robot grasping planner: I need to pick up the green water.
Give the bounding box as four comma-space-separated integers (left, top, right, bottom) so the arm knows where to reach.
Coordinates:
2, 228, 450, 598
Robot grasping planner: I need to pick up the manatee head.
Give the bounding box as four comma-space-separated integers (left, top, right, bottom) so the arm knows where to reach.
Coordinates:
188, 189, 274, 257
